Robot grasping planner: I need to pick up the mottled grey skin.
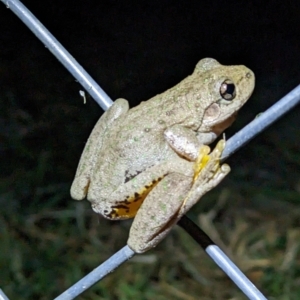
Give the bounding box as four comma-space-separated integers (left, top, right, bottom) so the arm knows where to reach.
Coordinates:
70, 58, 255, 253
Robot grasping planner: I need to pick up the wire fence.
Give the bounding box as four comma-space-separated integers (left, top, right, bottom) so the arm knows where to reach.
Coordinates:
1, 0, 300, 299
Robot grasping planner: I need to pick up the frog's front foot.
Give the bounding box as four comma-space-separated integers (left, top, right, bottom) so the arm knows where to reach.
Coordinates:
178, 139, 230, 216
195, 139, 229, 183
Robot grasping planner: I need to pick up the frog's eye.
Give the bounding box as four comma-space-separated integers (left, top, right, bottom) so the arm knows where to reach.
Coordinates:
220, 80, 236, 100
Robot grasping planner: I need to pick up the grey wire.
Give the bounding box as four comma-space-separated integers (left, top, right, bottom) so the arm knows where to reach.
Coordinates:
222, 84, 300, 160
3, 0, 300, 299
206, 246, 267, 300
0, 289, 10, 300
54, 246, 135, 300
178, 216, 268, 299
1, 0, 113, 111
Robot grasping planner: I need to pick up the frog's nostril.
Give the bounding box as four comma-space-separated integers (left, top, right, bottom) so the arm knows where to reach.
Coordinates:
246, 72, 252, 78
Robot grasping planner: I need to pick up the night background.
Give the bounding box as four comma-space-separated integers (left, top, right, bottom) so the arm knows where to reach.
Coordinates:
1, 0, 300, 299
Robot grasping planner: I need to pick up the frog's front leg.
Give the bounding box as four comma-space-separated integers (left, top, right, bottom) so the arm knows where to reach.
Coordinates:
127, 140, 230, 253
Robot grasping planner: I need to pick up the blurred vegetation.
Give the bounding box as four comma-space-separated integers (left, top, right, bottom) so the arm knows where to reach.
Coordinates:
1, 0, 300, 299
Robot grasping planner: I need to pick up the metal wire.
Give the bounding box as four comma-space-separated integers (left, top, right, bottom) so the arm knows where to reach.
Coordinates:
207, 246, 266, 300
178, 216, 267, 300
1, 0, 112, 111
0, 289, 10, 300
54, 246, 135, 300
222, 84, 300, 160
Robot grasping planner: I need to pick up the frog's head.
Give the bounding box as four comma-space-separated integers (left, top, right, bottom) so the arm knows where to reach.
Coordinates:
195, 58, 255, 135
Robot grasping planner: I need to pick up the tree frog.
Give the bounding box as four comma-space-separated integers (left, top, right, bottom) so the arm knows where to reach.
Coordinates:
71, 58, 255, 253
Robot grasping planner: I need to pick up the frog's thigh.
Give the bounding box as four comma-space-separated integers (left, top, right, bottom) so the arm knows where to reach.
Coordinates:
91, 158, 194, 220
71, 98, 129, 200
127, 173, 192, 253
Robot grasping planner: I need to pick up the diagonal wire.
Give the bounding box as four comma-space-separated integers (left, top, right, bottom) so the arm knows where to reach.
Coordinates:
221, 84, 300, 161
1, 0, 112, 111
0, 289, 10, 300
54, 246, 135, 300
2, 0, 300, 299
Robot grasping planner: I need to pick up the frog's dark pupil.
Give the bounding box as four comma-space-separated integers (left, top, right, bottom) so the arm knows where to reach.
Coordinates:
226, 83, 235, 96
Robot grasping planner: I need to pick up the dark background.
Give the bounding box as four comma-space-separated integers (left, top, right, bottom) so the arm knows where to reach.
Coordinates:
1, 0, 300, 299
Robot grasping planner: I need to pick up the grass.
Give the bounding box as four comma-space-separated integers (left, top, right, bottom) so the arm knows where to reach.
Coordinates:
1, 172, 300, 299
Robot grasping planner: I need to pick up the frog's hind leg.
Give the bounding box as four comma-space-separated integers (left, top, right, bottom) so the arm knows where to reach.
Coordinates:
127, 173, 193, 253
70, 98, 129, 201
90, 156, 194, 221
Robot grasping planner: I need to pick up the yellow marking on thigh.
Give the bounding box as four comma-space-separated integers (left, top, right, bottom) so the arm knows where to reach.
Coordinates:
105, 177, 163, 219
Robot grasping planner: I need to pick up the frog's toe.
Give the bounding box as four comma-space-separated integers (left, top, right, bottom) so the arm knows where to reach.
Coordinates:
213, 163, 231, 183
193, 145, 211, 180
193, 139, 228, 184
70, 177, 89, 200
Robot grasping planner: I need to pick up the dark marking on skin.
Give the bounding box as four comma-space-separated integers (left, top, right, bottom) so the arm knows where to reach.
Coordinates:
236, 76, 243, 85
106, 175, 167, 219
106, 209, 118, 218
124, 169, 145, 183
124, 163, 159, 183
112, 204, 129, 210
116, 199, 131, 205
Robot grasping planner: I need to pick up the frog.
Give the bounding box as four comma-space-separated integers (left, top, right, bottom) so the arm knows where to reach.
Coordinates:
70, 58, 255, 253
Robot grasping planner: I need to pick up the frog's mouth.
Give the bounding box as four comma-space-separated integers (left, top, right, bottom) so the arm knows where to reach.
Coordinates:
210, 112, 238, 136
202, 102, 238, 131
